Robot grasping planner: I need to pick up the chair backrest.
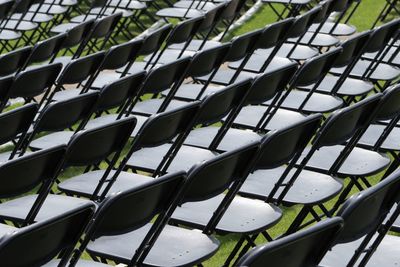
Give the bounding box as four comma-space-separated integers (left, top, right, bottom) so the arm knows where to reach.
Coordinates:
99, 38, 144, 71
235, 217, 344, 267
254, 114, 323, 169
62, 19, 96, 49
195, 79, 252, 125
182, 142, 259, 202
244, 62, 298, 105
336, 169, 400, 243
225, 29, 263, 62
0, 145, 65, 199
23, 33, 67, 67
186, 43, 231, 78
8, 63, 62, 99
33, 91, 99, 133
64, 116, 137, 167
166, 16, 204, 46
220, 0, 241, 20
0, 103, 38, 145
292, 47, 343, 87
0, 202, 95, 266
256, 18, 295, 50
365, 18, 400, 54
97, 71, 146, 112
314, 93, 382, 148
133, 102, 200, 148
198, 3, 227, 31
0, 0, 13, 20
139, 57, 191, 95
90, 12, 122, 39
139, 24, 173, 56
0, 46, 31, 77
373, 84, 400, 121
287, 6, 322, 38
89, 171, 186, 238
57, 51, 105, 85
332, 31, 371, 68
0, 76, 14, 111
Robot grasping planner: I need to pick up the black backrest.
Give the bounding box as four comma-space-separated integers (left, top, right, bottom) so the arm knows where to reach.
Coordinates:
199, 3, 227, 31
139, 24, 173, 56
0, 103, 38, 145
256, 18, 295, 50
336, 169, 400, 243
313, 0, 334, 23
90, 171, 186, 238
244, 62, 298, 105
65, 116, 137, 167
365, 18, 400, 53
287, 6, 322, 38
133, 102, 200, 148
90, 12, 122, 39
182, 142, 259, 202
100, 38, 144, 70
139, 57, 191, 95
220, 0, 241, 20
195, 79, 252, 125
255, 114, 323, 169
373, 84, 400, 121
97, 71, 146, 112
24, 33, 67, 66
314, 93, 382, 147
9, 63, 62, 98
34, 91, 99, 133
167, 16, 204, 45
0, 46, 31, 76
0, 76, 14, 110
0, 0, 13, 20
225, 29, 263, 62
333, 31, 371, 67
0, 202, 95, 266
293, 47, 343, 87
186, 43, 231, 77
57, 51, 105, 85
62, 19, 95, 49
0, 145, 65, 198
235, 217, 344, 267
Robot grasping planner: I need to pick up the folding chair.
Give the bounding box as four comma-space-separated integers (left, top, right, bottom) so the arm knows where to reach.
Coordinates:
0, 103, 38, 161
235, 217, 343, 267
228, 17, 295, 73
0, 76, 15, 112
261, 0, 312, 20
57, 102, 203, 198
330, 18, 400, 91
0, 202, 98, 266
0, 46, 32, 77
320, 168, 400, 267
73, 171, 220, 267
23, 91, 99, 151
372, 0, 400, 28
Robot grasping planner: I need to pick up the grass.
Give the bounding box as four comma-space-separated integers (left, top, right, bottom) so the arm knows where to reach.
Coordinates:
3, 0, 399, 266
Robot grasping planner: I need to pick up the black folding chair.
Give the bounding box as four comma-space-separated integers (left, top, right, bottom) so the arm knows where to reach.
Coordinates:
0, 46, 32, 77
235, 217, 343, 267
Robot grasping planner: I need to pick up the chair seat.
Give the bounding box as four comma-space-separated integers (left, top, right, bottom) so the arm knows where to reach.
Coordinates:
288, 32, 340, 47
58, 169, 152, 198
52, 55, 72, 65
44, 259, 112, 267
3, 20, 37, 31
44, 0, 78, 6
262, 0, 311, 4
11, 12, 53, 23
301, 145, 391, 177
88, 71, 122, 89
143, 49, 196, 65
232, 105, 307, 131
0, 29, 21, 40
130, 98, 189, 116
163, 83, 223, 101
117, 61, 155, 75
0, 223, 17, 237
0, 151, 13, 163
50, 22, 78, 33
168, 39, 221, 52
126, 143, 218, 173
195, 68, 257, 86
308, 22, 356, 36
330, 59, 400, 81
228, 54, 294, 73
320, 234, 400, 266
239, 166, 343, 205
29, 131, 74, 150
173, 1, 216, 10
86, 223, 219, 266
107, 0, 147, 9
254, 43, 319, 61
156, 7, 204, 19
171, 194, 282, 234
30, 3, 68, 14
51, 88, 94, 102
358, 124, 400, 151
184, 126, 262, 152
0, 194, 92, 223
264, 90, 344, 113
86, 113, 146, 137
363, 46, 400, 66
298, 75, 374, 96
70, 8, 132, 22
